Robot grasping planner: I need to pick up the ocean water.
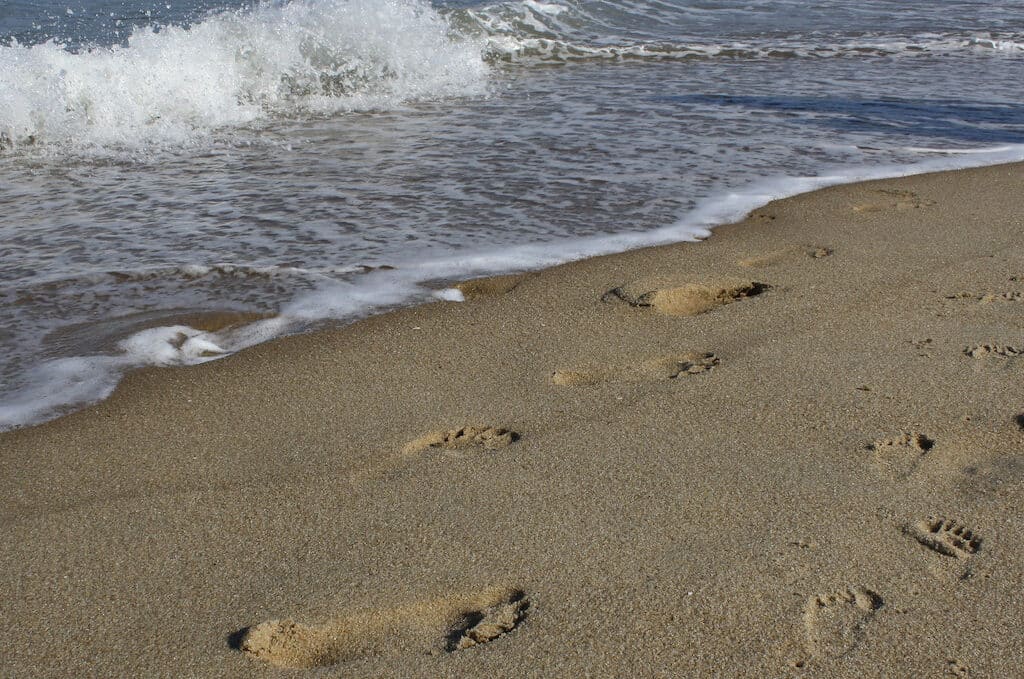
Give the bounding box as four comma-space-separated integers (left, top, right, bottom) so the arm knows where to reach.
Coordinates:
1, 0, 1023, 430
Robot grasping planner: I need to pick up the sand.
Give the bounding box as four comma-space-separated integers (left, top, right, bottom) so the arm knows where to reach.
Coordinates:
2, 163, 1024, 677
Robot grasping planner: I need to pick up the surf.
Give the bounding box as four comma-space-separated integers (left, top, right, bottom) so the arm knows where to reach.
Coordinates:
0, 0, 489, 150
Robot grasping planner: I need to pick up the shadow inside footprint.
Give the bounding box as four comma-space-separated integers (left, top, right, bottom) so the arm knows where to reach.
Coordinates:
226, 627, 248, 651
234, 587, 530, 669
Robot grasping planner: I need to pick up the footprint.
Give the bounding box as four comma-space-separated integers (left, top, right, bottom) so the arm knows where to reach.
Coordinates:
738, 245, 831, 268
454, 273, 531, 300
907, 518, 982, 559
946, 658, 971, 676
602, 278, 767, 316
870, 432, 935, 480
449, 593, 530, 650
402, 426, 518, 455
803, 586, 883, 659
551, 352, 718, 386
946, 291, 1024, 303
979, 291, 1024, 303
235, 588, 529, 669
964, 344, 1023, 358
947, 276, 1024, 304
910, 338, 935, 357
853, 189, 935, 213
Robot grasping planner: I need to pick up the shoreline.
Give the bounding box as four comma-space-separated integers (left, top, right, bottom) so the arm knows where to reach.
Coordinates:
3, 162, 1024, 676
4, 148, 1024, 433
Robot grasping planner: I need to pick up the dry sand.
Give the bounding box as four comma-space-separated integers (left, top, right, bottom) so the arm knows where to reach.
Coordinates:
3, 163, 1024, 677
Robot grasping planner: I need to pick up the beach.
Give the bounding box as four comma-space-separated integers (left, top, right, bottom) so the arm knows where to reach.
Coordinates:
3, 0, 1024, 431
2, 162, 1023, 676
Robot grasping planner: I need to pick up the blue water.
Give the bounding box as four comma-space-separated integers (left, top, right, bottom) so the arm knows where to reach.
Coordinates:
1, 0, 1023, 429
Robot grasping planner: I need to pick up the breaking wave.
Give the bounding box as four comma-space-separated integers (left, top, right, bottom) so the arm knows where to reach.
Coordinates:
0, 0, 489, 149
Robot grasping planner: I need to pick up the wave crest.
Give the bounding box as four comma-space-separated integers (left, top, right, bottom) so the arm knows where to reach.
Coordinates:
0, 0, 489, 149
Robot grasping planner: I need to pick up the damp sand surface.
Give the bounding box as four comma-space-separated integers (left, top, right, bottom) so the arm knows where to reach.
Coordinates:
3, 164, 1024, 677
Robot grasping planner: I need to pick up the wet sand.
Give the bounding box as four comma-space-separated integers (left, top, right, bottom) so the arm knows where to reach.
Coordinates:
2, 163, 1024, 677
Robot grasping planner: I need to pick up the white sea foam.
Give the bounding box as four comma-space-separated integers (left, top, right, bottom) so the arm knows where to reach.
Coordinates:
0, 314, 296, 429
969, 38, 1024, 52
116, 325, 226, 364
0, 0, 488, 148
434, 288, 466, 302
0, 356, 126, 428
480, 32, 1024, 64
0, 325, 227, 427
521, 1, 567, 17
